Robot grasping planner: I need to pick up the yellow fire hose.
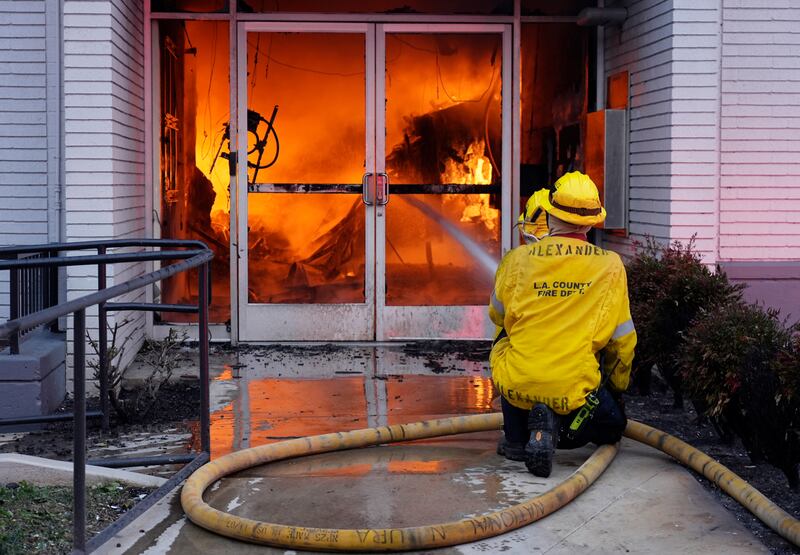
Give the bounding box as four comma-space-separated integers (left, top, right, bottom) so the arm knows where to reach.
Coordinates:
181, 414, 800, 551
625, 419, 800, 546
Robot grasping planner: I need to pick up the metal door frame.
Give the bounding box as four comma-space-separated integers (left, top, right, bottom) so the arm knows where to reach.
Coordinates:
375, 23, 512, 340
235, 22, 511, 341
235, 21, 376, 341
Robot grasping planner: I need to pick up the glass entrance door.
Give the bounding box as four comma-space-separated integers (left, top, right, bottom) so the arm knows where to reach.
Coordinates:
236, 23, 375, 341
376, 24, 511, 340
236, 23, 510, 341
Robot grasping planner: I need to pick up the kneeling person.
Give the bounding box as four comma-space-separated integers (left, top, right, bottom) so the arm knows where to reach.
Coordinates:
489, 171, 636, 476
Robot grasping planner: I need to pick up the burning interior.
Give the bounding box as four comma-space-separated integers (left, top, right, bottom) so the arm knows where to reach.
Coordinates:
157, 19, 589, 323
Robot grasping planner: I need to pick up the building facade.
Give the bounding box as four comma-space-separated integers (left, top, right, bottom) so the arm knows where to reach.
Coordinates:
2, 0, 799, 371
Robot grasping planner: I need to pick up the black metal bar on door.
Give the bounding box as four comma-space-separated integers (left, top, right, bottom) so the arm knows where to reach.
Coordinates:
248, 182, 501, 194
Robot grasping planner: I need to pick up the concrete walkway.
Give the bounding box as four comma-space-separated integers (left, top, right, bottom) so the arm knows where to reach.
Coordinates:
99, 344, 769, 554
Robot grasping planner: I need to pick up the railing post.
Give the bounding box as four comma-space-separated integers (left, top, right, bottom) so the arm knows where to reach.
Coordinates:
199, 261, 211, 453
9, 257, 19, 355
23, 266, 30, 321
48, 249, 59, 332
73, 308, 87, 554
98, 247, 109, 432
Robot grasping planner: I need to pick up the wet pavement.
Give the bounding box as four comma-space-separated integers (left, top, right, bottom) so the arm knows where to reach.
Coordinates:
101, 343, 769, 554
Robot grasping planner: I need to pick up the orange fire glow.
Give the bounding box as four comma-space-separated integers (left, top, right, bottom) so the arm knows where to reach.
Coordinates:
166, 25, 502, 312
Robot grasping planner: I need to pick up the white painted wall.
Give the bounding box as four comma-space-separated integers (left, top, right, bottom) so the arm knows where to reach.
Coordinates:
669, 0, 721, 262
604, 0, 800, 266
603, 0, 675, 255
63, 0, 146, 383
719, 0, 800, 261
0, 0, 54, 321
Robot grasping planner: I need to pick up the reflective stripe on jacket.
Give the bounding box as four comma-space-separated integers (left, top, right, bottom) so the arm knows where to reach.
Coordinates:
489, 236, 637, 415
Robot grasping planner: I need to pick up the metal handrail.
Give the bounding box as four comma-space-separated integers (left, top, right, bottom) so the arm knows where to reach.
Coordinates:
0, 239, 213, 554
0, 250, 211, 338
0, 249, 206, 270
0, 238, 208, 256
0, 238, 210, 354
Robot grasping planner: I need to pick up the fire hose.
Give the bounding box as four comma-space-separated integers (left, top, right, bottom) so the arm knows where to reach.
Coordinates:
181, 414, 800, 552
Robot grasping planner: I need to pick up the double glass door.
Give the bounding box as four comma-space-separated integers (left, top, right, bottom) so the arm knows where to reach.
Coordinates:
236, 22, 510, 341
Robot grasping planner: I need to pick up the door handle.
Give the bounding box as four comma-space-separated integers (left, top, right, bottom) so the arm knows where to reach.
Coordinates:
362, 173, 374, 205
376, 173, 389, 206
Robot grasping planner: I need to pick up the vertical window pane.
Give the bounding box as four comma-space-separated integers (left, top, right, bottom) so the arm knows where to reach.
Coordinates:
158, 20, 231, 323
384, 33, 502, 306
520, 23, 590, 213
247, 194, 366, 304
246, 33, 366, 304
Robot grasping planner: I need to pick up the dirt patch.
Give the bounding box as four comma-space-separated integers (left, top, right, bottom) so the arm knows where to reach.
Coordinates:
208, 340, 492, 375
402, 341, 492, 374
214, 342, 370, 358
625, 383, 800, 554
0, 381, 201, 461
401, 340, 492, 362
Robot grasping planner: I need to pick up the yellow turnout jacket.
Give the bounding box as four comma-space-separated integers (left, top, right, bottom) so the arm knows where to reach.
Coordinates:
489, 235, 637, 415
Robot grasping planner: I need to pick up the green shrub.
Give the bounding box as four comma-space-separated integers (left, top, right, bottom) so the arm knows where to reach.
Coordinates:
680, 302, 800, 489
626, 237, 744, 405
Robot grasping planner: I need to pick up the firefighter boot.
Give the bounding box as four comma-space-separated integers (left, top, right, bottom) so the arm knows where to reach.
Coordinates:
525, 403, 559, 477
496, 436, 527, 461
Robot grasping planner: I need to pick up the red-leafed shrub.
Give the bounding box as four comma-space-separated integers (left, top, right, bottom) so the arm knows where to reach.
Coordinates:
680, 302, 800, 490
626, 237, 744, 406
775, 333, 800, 406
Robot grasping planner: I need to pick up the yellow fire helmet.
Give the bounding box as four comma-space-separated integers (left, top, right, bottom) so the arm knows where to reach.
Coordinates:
516, 192, 549, 243
533, 171, 607, 227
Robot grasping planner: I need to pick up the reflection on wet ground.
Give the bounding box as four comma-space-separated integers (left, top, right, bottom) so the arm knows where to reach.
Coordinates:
108, 343, 770, 555
113, 342, 528, 553
113, 343, 495, 472
207, 342, 495, 458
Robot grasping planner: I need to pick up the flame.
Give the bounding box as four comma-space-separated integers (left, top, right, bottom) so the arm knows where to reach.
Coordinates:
460, 196, 499, 231
441, 139, 492, 185
166, 25, 501, 310
440, 139, 500, 233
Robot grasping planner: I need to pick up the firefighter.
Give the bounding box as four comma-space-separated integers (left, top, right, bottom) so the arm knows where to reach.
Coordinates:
489, 171, 636, 477
516, 190, 550, 243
